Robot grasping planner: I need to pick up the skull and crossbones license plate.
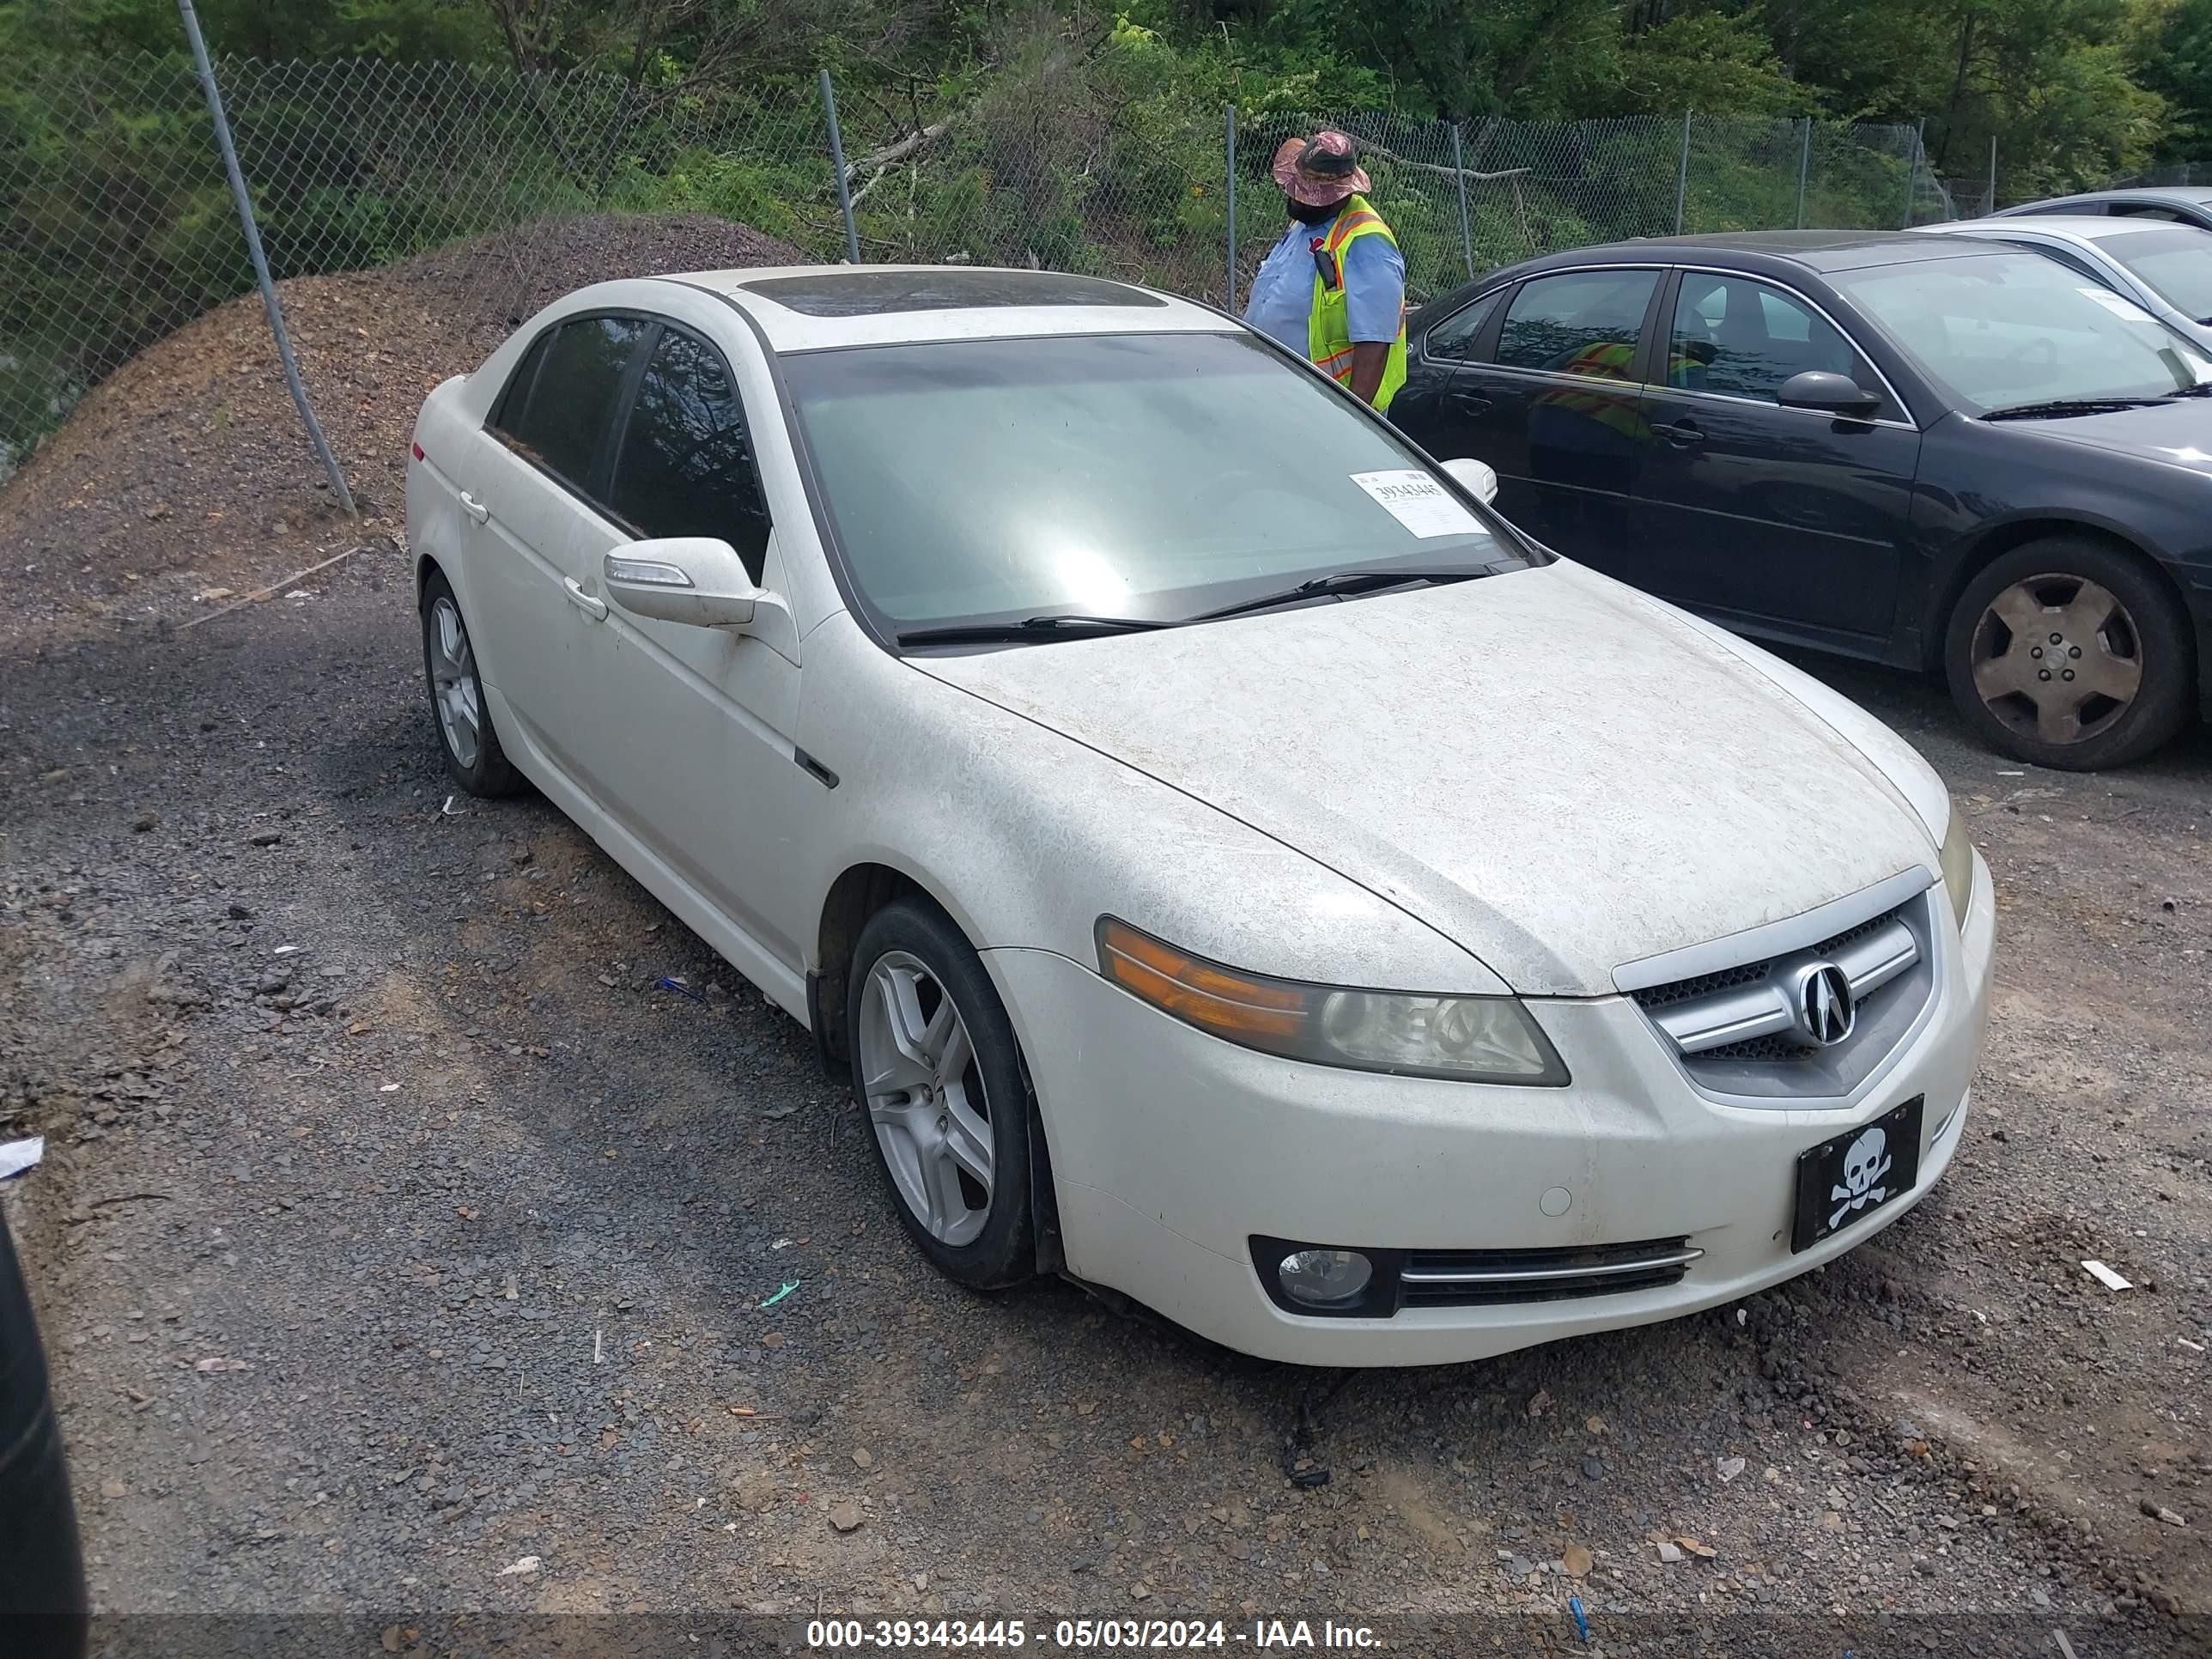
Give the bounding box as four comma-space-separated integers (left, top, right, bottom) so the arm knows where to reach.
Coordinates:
1790, 1096, 1923, 1253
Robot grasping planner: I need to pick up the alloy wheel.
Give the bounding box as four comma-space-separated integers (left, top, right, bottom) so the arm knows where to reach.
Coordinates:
1966, 573, 2143, 746
856, 951, 994, 1247
427, 596, 483, 770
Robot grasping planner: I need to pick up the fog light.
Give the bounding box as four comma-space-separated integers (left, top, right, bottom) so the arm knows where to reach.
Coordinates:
1278, 1249, 1373, 1309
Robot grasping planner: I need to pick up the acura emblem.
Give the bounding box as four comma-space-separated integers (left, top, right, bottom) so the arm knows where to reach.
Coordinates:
1796, 963, 1856, 1047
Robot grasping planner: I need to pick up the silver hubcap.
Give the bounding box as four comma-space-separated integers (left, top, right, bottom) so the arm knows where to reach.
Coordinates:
1969, 574, 2143, 746
428, 597, 483, 769
856, 951, 994, 1247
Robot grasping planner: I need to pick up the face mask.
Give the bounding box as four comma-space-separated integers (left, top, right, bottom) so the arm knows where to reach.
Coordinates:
1288, 196, 1340, 226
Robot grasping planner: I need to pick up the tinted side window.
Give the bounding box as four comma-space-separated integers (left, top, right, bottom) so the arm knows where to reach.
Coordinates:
1667, 273, 1863, 403
1423, 289, 1503, 361
503, 315, 648, 488
2017, 201, 2104, 216
489, 331, 550, 435
1495, 270, 1658, 378
2107, 203, 2189, 222
608, 329, 771, 580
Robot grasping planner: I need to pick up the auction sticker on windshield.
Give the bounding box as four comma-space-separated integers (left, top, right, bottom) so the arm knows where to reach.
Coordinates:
1350, 469, 1485, 538
2075, 286, 2156, 324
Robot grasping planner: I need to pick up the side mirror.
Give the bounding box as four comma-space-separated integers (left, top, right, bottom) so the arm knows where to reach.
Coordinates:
1778, 370, 1881, 418
602, 538, 760, 629
1440, 455, 1500, 504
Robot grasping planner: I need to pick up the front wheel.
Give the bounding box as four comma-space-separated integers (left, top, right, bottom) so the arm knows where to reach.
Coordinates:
1943, 539, 2195, 770
847, 899, 1036, 1290
420, 570, 522, 797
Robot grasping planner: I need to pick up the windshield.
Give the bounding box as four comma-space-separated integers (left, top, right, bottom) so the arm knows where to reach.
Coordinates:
2106, 227, 2212, 323
783, 331, 1507, 637
1832, 250, 2212, 412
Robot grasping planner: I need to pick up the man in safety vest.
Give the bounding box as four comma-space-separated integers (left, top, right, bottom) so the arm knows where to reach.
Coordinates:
1242, 131, 1407, 412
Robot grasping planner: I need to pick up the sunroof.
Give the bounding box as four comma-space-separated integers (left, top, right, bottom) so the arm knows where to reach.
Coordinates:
739, 269, 1165, 317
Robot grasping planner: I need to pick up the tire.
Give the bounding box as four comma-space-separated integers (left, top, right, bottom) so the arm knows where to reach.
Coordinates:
846, 898, 1036, 1290
420, 569, 523, 797
1943, 538, 2195, 770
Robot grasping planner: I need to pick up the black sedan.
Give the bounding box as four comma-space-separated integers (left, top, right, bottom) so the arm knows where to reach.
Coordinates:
1391, 231, 2212, 769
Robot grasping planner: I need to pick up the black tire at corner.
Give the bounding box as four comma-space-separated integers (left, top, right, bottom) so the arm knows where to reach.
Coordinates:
846, 898, 1036, 1291
419, 569, 524, 798
1943, 537, 2195, 771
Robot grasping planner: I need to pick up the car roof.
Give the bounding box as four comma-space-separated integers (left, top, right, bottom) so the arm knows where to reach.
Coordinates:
1916, 215, 2167, 244
1486, 230, 2002, 282
651, 264, 1235, 352
2001, 186, 2212, 210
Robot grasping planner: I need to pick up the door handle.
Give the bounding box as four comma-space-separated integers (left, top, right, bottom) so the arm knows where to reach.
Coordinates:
1449, 390, 1494, 416
1653, 419, 1705, 447
459, 490, 489, 524
563, 577, 607, 621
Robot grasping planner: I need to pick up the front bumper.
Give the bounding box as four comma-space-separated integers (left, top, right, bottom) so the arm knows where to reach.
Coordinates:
990, 854, 1994, 1366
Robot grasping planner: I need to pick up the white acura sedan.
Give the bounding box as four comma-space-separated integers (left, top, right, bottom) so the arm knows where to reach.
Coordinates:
406, 265, 1994, 1366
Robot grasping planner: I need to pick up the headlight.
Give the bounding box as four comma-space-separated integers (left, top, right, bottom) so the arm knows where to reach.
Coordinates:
1095, 918, 1568, 1084
1939, 804, 1976, 932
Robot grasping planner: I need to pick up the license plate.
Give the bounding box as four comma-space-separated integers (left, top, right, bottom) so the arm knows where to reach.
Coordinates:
1791, 1096, 1923, 1253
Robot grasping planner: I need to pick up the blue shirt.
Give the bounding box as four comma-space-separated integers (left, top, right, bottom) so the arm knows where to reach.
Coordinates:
1243, 215, 1406, 358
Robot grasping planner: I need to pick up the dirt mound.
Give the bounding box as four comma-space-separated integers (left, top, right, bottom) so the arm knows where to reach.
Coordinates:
0, 214, 804, 635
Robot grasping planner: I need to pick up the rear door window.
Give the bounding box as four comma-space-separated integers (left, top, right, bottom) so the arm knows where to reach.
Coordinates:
1494, 270, 1659, 379
607, 327, 772, 580
495, 315, 649, 491
489, 331, 550, 435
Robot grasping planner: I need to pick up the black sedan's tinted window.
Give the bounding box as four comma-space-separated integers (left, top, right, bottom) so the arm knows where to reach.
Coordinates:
1668, 273, 1862, 402
1423, 289, 1503, 360
498, 316, 648, 488
1495, 270, 1658, 378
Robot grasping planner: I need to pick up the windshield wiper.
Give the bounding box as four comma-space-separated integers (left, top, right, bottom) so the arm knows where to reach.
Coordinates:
895, 613, 1174, 647
1982, 396, 2172, 421
2164, 380, 2212, 397
1186, 566, 1491, 623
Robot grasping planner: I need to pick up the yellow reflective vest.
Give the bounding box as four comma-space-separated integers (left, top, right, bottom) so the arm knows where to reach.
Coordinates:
1305, 195, 1408, 411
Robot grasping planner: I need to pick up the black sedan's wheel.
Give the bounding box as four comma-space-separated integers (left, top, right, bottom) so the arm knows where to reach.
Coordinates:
420, 570, 522, 798
847, 898, 1036, 1290
1944, 539, 2194, 770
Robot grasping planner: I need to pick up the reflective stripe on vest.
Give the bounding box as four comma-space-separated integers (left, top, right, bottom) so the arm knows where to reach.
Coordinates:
1305, 194, 1407, 411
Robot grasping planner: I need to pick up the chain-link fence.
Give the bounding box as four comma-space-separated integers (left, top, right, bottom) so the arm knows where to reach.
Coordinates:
1, 50, 1941, 487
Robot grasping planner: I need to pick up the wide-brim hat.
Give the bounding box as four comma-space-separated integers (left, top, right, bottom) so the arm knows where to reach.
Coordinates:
1272, 131, 1370, 207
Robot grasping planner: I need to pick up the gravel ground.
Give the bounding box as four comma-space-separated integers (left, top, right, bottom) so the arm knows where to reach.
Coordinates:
2, 553, 2205, 1655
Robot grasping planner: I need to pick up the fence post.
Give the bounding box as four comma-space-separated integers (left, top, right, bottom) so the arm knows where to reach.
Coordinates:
1900, 116, 1924, 228
1794, 117, 1811, 228
1449, 121, 1476, 278
1224, 105, 1237, 312
174, 0, 356, 519
1674, 110, 1692, 234
820, 69, 861, 265
1987, 131, 1997, 216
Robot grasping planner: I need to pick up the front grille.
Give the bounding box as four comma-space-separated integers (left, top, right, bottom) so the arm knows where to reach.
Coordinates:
1398, 1237, 1699, 1308
1633, 958, 1771, 1011
1703, 1032, 1809, 1062
1626, 886, 1939, 1103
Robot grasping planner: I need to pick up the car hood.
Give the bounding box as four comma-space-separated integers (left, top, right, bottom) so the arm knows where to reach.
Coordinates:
912, 562, 1939, 995
1991, 398, 2212, 474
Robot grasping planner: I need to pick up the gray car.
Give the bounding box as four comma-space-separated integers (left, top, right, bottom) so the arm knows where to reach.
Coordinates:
1993, 185, 2212, 231
1915, 214, 2212, 353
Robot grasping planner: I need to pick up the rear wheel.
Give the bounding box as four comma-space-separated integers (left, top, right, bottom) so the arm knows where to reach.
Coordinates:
421, 570, 522, 798
847, 899, 1035, 1290
1943, 538, 2194, 769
